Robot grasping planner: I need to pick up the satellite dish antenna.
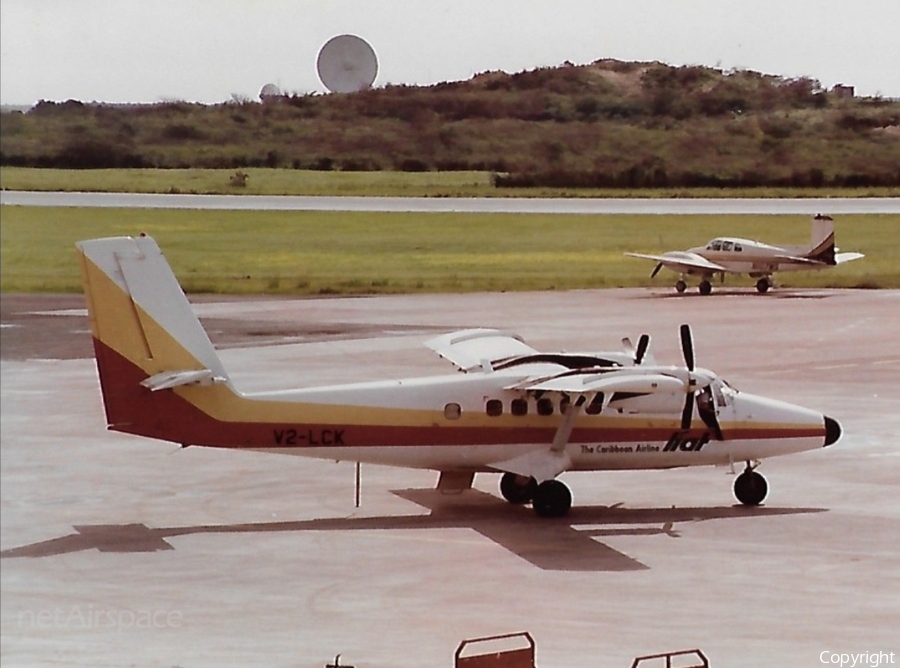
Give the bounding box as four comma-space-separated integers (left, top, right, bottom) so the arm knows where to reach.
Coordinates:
259, 83, 281, 101
316, 34, 378, 93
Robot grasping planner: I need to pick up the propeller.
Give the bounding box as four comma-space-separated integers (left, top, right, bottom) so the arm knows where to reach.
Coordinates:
622, 333, 651, 365
677, 324, 724, 439
679, 324, 694, 371
634, 333, 650, 365
679, 324, 696, 430
651, 262, 663, 278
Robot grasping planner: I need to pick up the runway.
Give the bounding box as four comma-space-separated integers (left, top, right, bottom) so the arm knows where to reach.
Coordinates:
3, 190, 900, 213
2, 287, 899, 667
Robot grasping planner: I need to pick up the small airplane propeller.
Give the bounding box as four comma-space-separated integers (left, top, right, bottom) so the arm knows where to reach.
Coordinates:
678, 324, 724, 439
651, 262, 664, 278
622, 333, 651, 365
634, 333, 650, 365
679, 324, 694, 372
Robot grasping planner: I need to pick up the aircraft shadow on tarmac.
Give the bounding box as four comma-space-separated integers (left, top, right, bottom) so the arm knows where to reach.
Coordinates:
0, 490, 826, 572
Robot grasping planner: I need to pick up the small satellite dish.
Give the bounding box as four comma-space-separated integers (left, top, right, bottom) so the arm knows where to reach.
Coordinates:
316, 34, 378, 93
259, 83, 281, 101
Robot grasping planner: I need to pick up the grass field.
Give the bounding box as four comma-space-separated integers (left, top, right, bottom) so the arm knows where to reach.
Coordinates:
2, 206, 896, 295
2, 167, 898, 198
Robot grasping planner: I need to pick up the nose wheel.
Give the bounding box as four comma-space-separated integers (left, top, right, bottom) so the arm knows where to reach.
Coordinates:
734, 465, 768, 506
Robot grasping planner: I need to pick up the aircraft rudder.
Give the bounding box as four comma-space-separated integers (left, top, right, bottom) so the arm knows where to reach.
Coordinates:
807, 214, 836, 265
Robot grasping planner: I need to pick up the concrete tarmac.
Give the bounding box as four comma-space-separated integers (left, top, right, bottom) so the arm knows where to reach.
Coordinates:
2, 288, 899, 668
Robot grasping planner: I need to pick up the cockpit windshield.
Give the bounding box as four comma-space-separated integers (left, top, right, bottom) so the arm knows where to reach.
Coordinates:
712, 378, 738, 407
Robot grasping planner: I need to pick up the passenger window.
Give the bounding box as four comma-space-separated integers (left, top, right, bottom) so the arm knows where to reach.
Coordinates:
485, 399, 502, 417
734, 244, 743, 252
711, 241, 722, 251
511, 398, 528, 416
559, 396, 571, 414
723, 241, 734, 251
537, 398, 554, 416
444, 403, 461, 420
585, 393, 605, 415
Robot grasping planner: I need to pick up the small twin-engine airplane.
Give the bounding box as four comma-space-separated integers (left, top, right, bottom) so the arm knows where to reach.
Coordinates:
626, 214, 864, 295
76, 234, 842, 518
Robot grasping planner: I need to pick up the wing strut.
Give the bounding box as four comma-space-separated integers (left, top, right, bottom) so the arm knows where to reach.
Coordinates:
491, 393, 593, 482
551, 394, 588, 452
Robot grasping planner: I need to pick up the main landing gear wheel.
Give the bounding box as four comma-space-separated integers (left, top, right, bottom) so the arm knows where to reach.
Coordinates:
499, 472, 538, 504
675, 280, 687, 293
699, 279, 712, 295
532, 479, 572, 518
734, 469, 768, 506
756, 278, 771, 294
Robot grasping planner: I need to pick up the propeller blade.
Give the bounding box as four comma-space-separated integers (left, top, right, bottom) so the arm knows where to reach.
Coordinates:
651, 262, 663, 278
679, 324, 695, 371
681, 391, 695, 430
635, 334, 650, 365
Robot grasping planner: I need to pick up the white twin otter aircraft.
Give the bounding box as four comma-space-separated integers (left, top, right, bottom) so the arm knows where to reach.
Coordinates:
626, 214, 864, 294
77, 235, 841, 518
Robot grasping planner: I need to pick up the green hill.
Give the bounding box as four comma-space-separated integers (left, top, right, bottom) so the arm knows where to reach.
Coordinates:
2, 59, 898, 189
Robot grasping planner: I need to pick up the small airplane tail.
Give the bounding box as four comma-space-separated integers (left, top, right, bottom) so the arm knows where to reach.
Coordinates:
805, 214, 837, 264
77, 235, 235, 443
805, 214, 865, 266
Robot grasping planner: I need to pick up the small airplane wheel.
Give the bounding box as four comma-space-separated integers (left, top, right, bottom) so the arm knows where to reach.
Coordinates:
532, 479, 572, 518
734, 470, 768, 506
675, 280, 687, 293
756, 278, 770, 294
699, 280, 712, 295
499, 472, 537, 504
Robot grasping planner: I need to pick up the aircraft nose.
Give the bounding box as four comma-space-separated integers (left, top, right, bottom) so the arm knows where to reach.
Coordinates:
823, 416, 842, 447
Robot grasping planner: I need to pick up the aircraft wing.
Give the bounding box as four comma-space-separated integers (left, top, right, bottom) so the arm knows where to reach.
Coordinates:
625, 251, 727, 274
508, 370, 684, 396
425, 328, 538, 372
490, 369, 685, 482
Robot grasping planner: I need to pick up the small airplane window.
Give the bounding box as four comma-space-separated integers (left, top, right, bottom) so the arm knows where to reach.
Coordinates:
537, 397, 554, 416
711, 240, 723, 251
444, 403, 462, 420
722, 241, 734, 251
485, 399, 503, 417
511, 398, 528, 416
734, 244, 743, 252
585, 393, 605, 415
559, 396, 571, 414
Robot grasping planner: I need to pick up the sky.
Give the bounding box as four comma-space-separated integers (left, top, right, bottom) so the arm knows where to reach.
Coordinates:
2, 0, 899, 106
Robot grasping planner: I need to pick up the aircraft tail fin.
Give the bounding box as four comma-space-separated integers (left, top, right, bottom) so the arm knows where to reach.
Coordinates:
77, 235, 234, 441
806, 214, 837, 265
